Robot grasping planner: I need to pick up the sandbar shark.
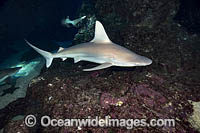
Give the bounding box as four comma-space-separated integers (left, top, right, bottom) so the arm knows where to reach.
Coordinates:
0, 67, 22, 85
62, 16, 86, 28
25, 21, 152, 71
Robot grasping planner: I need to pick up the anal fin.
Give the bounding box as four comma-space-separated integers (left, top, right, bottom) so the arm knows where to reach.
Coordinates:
83, 63, 112, 71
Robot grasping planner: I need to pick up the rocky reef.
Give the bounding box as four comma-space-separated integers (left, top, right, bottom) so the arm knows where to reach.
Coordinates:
189, 101, 200, 131
1, 0, 200, 132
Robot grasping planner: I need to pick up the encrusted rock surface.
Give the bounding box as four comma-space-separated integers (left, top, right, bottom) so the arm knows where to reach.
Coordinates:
1, 0, 200, 132
189, 101, 200, 131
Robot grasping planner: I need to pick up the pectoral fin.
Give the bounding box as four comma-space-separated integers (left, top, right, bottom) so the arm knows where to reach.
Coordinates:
74, 58, 81, 63
83, 63, 112, 71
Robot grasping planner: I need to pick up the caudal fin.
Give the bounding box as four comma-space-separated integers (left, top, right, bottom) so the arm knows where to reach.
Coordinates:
24, 39, 53, 68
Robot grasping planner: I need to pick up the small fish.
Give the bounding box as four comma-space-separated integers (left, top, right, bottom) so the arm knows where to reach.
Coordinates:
61, 16, 86, 28
25, 21, 152, 71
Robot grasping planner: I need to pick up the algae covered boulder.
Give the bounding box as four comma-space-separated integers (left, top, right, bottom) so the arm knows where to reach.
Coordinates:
189, 101, 200, 131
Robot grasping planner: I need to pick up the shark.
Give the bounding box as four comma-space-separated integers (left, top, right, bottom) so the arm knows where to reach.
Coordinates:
0, 67, 22, 85
61, 16, 86, 28
25, 21, 152, 71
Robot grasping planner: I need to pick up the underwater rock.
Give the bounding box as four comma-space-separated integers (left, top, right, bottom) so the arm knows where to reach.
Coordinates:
93, 0, 179, 28
73, 0, 97, 44
174, 0, 200, 33
3, 119, 29, 133
100, 92, 127, 109
73, 14, 97, 44
2, 0, 200, 132
133, 84, 167, 107
189, 101, 200, 131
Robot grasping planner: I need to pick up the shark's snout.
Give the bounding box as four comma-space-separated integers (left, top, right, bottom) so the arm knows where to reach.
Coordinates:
144, 58, 152, 65
133, 56, 152, 66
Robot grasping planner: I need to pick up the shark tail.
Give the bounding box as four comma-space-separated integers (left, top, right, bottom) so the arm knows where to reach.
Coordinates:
25, 40, 53, 68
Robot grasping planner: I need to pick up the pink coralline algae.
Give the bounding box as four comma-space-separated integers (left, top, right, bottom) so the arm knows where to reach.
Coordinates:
90, 71, 100, 78
90, 70, 104, 78
133, 84, 167, 106
149, 74, 165, 85
100, 92, 127, 109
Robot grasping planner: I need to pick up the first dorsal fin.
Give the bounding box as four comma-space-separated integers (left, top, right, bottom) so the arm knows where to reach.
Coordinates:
57, 47, 64, 52
91, 21, 111, 43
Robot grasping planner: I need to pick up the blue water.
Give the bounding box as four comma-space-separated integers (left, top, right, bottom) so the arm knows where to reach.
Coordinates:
0, 0, 82, 63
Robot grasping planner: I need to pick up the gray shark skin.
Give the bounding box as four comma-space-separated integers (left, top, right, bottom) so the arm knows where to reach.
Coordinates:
0, 67, 22, 84
62, 16, 86, 28
25, 21, 152, 71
